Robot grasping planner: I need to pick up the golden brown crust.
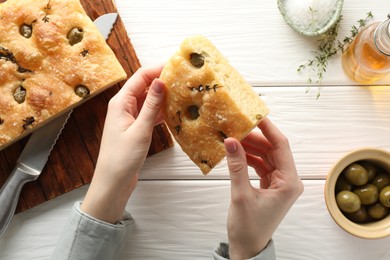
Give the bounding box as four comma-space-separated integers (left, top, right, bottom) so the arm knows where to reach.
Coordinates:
161, 35, 269, 174
0, 0, 127, 150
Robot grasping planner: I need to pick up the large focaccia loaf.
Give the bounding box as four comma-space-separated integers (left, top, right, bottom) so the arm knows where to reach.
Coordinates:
0, 0, 127, 150
161, 35, 269, 174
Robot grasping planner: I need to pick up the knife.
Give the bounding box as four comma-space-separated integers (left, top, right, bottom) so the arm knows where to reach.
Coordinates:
0, 12, 119, 238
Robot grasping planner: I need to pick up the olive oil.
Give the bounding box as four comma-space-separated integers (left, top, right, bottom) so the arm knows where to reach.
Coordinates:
342, 15, 390, 84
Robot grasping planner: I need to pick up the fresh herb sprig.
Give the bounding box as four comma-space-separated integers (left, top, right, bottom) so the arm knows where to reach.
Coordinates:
298, 12, 374, 98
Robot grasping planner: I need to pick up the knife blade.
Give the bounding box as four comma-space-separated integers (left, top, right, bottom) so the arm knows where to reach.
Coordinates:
0, 111, 71, 237
0, 12, 119, 238
95, 13, 118, 40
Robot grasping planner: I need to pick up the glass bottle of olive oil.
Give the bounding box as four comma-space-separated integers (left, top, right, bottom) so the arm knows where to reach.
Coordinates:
342, 13, 390, 84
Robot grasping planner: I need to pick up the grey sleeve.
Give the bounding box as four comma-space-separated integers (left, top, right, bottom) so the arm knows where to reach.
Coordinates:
213, 240, 276, 260
51, 201, 134, 260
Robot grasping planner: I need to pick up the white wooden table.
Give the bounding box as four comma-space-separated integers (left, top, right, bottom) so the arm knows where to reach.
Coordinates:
1, 0, 390, 259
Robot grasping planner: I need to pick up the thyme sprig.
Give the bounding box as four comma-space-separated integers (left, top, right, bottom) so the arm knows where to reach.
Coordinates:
298, 12, 374, 98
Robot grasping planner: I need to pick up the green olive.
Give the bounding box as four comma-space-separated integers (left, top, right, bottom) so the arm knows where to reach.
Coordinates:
368, 202, 389, 219
359, 161, 377, 182
336, 191, 361, 213
190, 53, 205, 68
343, 163, 368, 186
336, 175, 353, 193
379, 186, 390, 208
74, 85, 90, 98
345, 206, 369, 223
20, 23, 32, 38
187, 105, 200, 120
371, 172, 390, 192
13, 86, 26, 104
353, 184, 379, 205
67, 27, 84, 46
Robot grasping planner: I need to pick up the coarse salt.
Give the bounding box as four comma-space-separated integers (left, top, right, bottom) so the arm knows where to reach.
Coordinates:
284, 0, 338, 32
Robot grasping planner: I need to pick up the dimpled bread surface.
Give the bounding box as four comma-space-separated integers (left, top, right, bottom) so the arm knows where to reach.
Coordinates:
0, 0, 127, 150
161, 35, 269, 174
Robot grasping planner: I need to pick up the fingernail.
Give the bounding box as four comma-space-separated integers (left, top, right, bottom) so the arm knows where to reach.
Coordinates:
153, 80, 164, 94
224, 139, 237, 154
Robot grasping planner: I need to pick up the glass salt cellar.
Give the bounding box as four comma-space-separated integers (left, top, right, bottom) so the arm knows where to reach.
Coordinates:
342, 13, 390, 84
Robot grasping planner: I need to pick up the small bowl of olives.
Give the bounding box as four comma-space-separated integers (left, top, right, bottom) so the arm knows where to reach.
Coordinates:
325, 148, 390, 239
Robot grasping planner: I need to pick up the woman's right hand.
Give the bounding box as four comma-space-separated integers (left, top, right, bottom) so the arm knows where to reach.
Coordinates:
224, 117, 304, 259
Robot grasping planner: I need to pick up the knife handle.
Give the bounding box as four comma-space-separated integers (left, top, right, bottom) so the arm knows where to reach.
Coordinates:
0, 167, 38, 237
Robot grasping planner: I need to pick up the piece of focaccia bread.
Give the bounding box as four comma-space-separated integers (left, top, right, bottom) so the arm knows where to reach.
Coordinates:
161, 35, 269, 174
0, 0, 127, 150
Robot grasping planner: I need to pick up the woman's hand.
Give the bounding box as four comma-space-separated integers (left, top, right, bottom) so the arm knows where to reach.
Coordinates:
81, 66, 165, 224
224, 117, 304, 259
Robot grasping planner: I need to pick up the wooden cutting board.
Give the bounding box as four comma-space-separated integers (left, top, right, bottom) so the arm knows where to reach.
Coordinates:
0, 0, 173, 213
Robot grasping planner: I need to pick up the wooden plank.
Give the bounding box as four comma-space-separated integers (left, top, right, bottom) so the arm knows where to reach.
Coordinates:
3, 180, 390, 259
117, 0, 390, 86
0, 0, 173, 213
